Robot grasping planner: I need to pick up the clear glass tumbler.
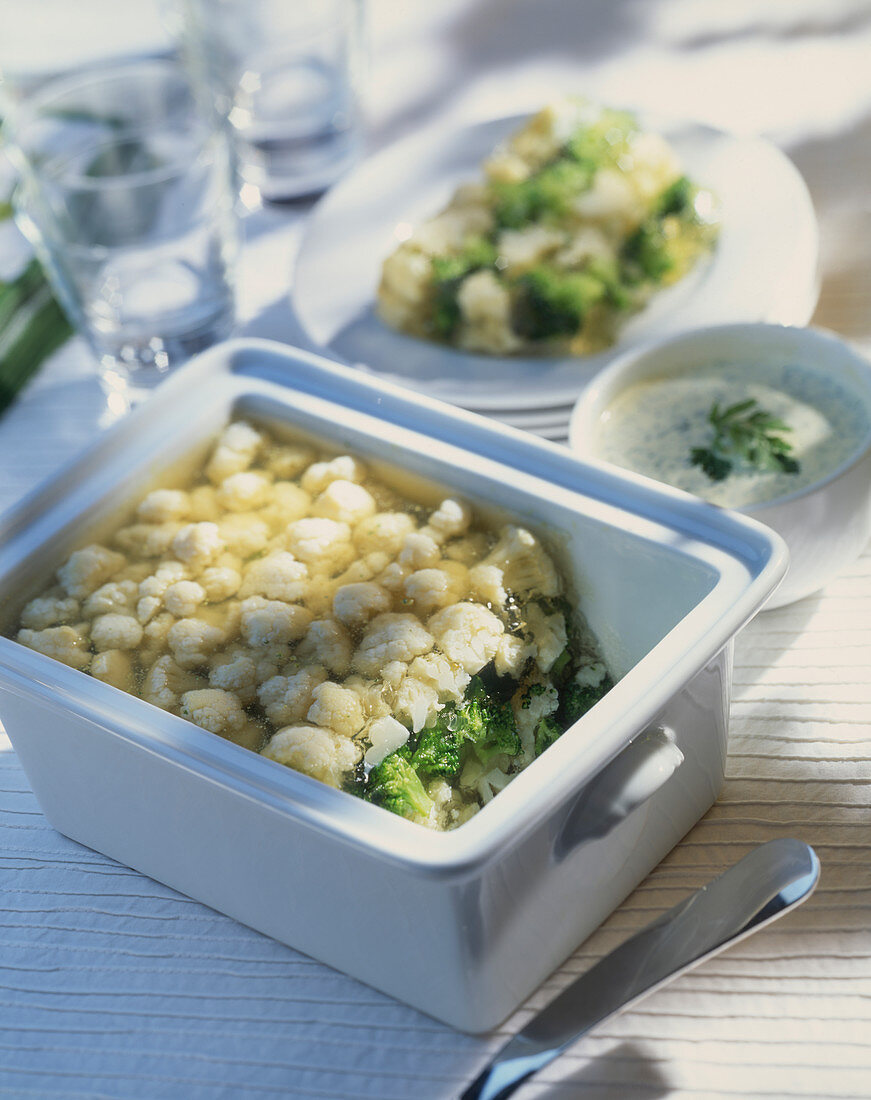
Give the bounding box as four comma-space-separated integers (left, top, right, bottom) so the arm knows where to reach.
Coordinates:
6, 59, 239, 408
180, 0, 365, 201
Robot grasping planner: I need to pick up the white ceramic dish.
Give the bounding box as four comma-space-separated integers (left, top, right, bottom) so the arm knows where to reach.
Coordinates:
292, 111, 819, 411
569, 324, 871, 609
0, 339, 786, 1031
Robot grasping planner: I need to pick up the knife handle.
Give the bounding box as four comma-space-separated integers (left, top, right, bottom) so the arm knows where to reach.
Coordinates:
461, 838, 819, 1100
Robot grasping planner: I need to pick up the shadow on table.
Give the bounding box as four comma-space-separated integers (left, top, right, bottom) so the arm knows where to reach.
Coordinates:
371, 0, 653, 149
533, 1041, 671, 1099
239, 294, 313, 350
784, 106, 871, 343
450, 1040, 670, 1100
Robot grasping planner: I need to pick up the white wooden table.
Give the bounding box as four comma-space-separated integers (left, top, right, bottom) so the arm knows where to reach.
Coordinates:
2, 2, 871, 1096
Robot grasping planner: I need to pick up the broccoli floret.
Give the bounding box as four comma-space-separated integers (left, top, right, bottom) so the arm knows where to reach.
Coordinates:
549, 647, 572, 684
491, 157, 593, 229
563, 108, 637, 170
429, 236, 498, 338
656, 175, 693, 217
558, 674, 614, 727
366, 750, 433, 821
621, 220, 673, 283
534, 714, 562, 757
512, 264, 606, 341
411, 725, 461, 779
452, 676, 522, 764
519, 681, 548, 710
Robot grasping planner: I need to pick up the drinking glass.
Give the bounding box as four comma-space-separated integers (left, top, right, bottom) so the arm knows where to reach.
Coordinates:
179, 0, 365, 201
5, 59, 239, 408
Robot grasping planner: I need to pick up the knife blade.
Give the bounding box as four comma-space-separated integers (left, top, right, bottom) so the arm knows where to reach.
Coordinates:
461, 837, 819, 1100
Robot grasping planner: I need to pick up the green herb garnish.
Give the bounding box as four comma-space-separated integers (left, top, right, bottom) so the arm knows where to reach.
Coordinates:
690, 398, 800, 482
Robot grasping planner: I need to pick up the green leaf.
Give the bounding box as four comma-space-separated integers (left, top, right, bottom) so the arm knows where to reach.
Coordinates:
0, 269, 73, 416
690, 446, 732, 481
690, 398, 801, 482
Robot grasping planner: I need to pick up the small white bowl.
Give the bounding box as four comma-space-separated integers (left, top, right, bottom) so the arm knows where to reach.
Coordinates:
569, 323, 871, 609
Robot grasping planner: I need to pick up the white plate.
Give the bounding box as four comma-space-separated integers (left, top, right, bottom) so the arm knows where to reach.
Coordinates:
293, 112, 819, 411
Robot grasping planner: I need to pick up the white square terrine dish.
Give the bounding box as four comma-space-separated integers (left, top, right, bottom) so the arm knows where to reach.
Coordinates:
0, 339, 787, 1032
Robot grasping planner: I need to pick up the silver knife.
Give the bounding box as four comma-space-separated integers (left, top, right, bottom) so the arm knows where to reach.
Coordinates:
461, 837, 819, 1100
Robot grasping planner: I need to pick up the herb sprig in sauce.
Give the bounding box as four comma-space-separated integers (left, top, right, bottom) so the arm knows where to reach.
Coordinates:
690, 398, 800, 482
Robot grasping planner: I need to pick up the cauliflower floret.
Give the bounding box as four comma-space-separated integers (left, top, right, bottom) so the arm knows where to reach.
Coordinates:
209, 645, 283, 705
300, 455, 366, 494
113, 523, 183, 558
19, 594, 80, 631
262, 442, 316, 479
163, 580, 207, 619
312, 480, 377, 526
17, 625, 91, 671
139, 612, 175, 666
142, 654, 206, 711
398, 530, 441, 571
239, 551, 308, 602
259, 482, 311, 531
332, 552, 392, 591
188, 485, 221, 523
525, 603, 568, 673
391, 674, 441, 733
353, 613, 434, 677
378, 246, 432, 329
171, 522, 225, 570
494, 633, 535, 677
424, 498, 472, 543
217, 470, 273, 513
363, 715, 411, 767
296, 618, 353, 676
136, 489, 190, 524
512, 678, 559, 763
376, 561, 411, 594
576, 660, 608, 689
114, 562, 153, 584
407, 651, 470, 703
555, 225, 612, 269
198, 563, 242, 603
476, 767, 513, 806
261, 724, 361, 788
90, 613, 144, 653
82, 579, 138, 619
343, 674, 392, 721
483, 526, 560, 599
180, 688, 248, 738
404, 562, 468, 614
468, 563, 508, 610
218, 513, 271, 559
332, 581, 392, 630
285, 517, 353, 572
258, 666, 327, 727
443, 532, 490, 565
207, 649, 258, 704
381, 660, 406, 689
206, 421, 263, 484
572, 167, 640, 231
427, 602, 505, 674
497, 224, 563, 273
353, 512, 416, 557
240, 597, 312, 648
457, 270, 522, 355
307, 680, 365, 738
168, 617, 226, 669
301, 573, 338, 618
57, 544, 125, 599
136, 562, 189, 624
91, 649, 135, 692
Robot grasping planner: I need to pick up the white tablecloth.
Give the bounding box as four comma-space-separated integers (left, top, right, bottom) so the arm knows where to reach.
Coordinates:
3, 2, 871, 1096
